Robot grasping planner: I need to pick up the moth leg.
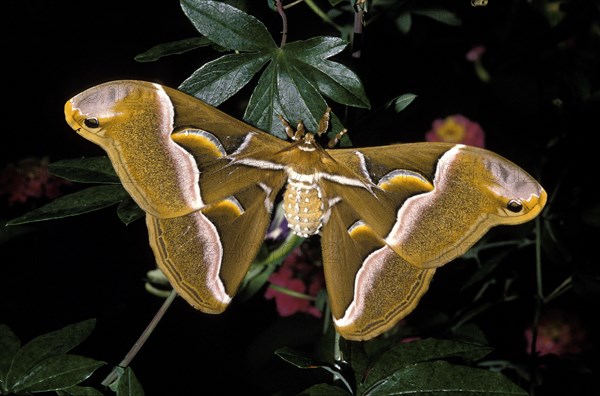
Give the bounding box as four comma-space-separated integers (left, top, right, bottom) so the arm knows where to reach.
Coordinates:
278, 114, 306, 140
327, 128, 348, 148
317, 107, 332, 137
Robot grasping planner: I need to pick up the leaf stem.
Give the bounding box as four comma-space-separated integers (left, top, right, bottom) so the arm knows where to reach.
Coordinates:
100, 289, 177, 387
276, 0, 288, 47
352, 4, 364, 58
302, 0, 343, 30
544, 275, 572, 304
253, 233, 304, 268
268, 283, 316, 300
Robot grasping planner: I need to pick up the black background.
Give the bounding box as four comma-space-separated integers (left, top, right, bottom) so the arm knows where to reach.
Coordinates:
2, 1, 599, 395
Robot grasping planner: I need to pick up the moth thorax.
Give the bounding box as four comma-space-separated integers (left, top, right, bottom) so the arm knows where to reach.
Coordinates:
283, 181, 327, 238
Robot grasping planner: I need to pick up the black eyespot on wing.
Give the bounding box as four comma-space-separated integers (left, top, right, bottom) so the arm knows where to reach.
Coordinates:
84, 117, 100, 128
507, 199, 523, 213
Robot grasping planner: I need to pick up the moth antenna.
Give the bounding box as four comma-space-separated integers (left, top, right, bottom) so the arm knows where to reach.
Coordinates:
327, 128, 348, 148
317, 107, 332, 137
278, 114, 296, 140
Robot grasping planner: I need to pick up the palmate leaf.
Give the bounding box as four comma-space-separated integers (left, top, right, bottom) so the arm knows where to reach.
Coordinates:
11, 355, 104, 393
179, 52, 272, 106
4, 320, 96, 392
180, 0, 277, 51
177, 0, 369, 138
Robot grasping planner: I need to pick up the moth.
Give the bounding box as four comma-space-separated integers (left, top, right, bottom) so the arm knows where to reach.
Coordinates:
64, 80, 546, 341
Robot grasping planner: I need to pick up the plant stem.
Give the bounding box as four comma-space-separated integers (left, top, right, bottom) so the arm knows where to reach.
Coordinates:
352, 3, 364, 58
253, 233, 304, 268
544, 275, 573, 304
529, 216, 544, 395
268, 283, 316, 300
303, 0, 343, 30
276, 0, 288, 47
100, 289, 178, 387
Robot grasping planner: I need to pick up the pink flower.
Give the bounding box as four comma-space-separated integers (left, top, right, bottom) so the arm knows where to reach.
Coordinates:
264, 247, 325, 318
425, 114, 485, 148
524, 309, 587, 356
0, 157, 70, 205
466, 45, 486, 62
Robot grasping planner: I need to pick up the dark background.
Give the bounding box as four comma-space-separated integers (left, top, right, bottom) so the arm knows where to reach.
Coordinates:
2, 1, 599, 395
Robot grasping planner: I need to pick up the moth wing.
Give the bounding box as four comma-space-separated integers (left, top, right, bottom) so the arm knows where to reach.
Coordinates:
147, 172, 286, 313
320, 193, 436, 341
321, 142, 546, 339
326, 142, 546, 268
147, 111, 289, 313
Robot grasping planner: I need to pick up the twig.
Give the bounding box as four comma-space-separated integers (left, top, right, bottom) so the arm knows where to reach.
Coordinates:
100, 289, 178, 387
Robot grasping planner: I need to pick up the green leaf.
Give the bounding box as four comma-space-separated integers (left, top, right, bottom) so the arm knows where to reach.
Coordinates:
12, 355, 104, 393
276, 348, 354, 394
244, 36, 368, 137
56, 385, 104, 395
0, 219, 37, 244
388, 93, 417, 112
283, 37, 369, 109
180, 0, 277, 51
0, 324, 21, 392
244, 61, 283, 136
360, 338, 493, 392
236, 262, 277, 302
49, 157, 119, 184
135, 37, 212, 62
284, 36, 349, 61
396, 12, 412, 34
365, 360, 527, 395
246, 49, 327, 136
299, 383, 350, 395
275, 347, 318, 369
412, 7, 462, 27
117, 198, 145, 225
179, 52, 272, 106
6, 185, 130, 225
116, 367, 144, 396
5, 319, 96, 391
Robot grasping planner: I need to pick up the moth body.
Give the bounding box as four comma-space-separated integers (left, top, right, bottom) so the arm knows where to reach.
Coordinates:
283, 177, 328, 238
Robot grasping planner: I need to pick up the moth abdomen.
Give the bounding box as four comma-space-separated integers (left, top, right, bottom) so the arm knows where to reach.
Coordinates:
283, 180, 328, 238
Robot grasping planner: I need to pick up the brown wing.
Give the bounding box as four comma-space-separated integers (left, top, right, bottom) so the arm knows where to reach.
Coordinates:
320, 142, 546, 339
